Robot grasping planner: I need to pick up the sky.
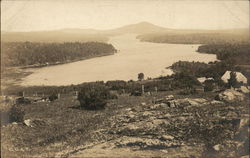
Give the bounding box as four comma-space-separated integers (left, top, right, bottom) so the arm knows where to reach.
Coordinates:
1, 0, 249, 32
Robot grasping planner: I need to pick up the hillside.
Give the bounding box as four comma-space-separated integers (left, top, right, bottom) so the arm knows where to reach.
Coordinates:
1, 42, 117, 67
136, 29, 249, 44
2, 22, 248, 43
1, 31, 108, 43
105, 21, 171, 34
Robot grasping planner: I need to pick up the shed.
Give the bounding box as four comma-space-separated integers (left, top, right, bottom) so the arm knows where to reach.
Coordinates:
197, 77, 214, 84
221, 71, 248, 84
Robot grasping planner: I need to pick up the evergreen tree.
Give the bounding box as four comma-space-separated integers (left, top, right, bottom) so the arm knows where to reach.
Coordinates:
227, 71, 238, 88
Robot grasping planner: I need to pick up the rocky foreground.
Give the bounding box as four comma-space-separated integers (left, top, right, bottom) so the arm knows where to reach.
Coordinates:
1, 89, 249, 158
67, 90, 249, 158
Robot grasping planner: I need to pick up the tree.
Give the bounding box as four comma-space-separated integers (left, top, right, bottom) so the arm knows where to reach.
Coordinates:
204, 80, 214, 92
77, 83, 110, 110
9, 105, 25, 123
138, 73, 144, 81
227, 71, 238, 88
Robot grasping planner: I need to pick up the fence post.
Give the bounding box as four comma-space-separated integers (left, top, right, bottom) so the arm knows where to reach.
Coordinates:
155, 86, 158, 93
142, 85, 145, 95
153, 97, 156, 104
75, 91, 78, 99
57, 93, 60, 99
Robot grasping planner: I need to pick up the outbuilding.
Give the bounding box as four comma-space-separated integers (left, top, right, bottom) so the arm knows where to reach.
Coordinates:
221, 71, 248, 84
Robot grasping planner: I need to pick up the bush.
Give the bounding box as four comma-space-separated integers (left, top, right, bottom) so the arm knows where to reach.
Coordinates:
106, 80, 127, 91
130, 90, 142, 96
77, 83, 111, 110
48, 93, 58, 101
138, 73, 145, 81
9, 105, 25, 123
16, 97, 31, 104
204, 80, 215, 92
178, 88, 197, 95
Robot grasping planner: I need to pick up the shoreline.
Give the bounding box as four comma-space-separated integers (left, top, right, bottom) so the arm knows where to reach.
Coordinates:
20, 53, 115, 69
1, 53, 115, 93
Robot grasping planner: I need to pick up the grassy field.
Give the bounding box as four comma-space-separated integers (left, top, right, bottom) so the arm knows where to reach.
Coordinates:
1, 92, 158, 157
1, 89, 249, 157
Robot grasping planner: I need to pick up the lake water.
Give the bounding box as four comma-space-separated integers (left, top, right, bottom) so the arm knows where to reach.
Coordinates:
21, 34, 217, 86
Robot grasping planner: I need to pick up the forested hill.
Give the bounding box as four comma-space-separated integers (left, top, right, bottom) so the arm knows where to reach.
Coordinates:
136, 31, 249, 44
1, 31, 108, 43
197, 42, 250, 65
1, 42, 117, 67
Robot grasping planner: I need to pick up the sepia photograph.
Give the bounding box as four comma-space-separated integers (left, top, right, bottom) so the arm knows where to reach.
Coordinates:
1, 0, 249, 157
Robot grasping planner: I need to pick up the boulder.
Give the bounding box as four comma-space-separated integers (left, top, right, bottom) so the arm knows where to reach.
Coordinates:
210, 100, 224, 105
238, 86, 250, 94
213, 144, 222, 151
167, 100, 176, 108
24, 119, 32, 127
23, 119, 46, 127
216, 89, 245, 102
142, 111, 153, 117
165, 95, 174, 101
150, 104, 161, 110
161, 135, 174, 141
166, 98, 207, 108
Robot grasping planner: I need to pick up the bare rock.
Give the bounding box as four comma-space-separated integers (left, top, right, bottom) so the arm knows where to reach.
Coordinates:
150, 104, 161, 110
142, 111, 153, 117
23, 119, 46, 127
238, 86, 250, 94
161, 135, 174, 141
210, 100, 224, 105
216, 89, 245, 102
165, 95, 174, 101
213, 144, 222, 151
115, 136, 181, 149
24, 119, 32, 127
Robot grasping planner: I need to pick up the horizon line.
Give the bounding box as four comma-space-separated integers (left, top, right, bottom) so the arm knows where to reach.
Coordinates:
1, 21, 249, 33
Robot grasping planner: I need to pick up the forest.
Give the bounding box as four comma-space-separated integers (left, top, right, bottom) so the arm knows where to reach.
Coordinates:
170, 61, 235, 86
137, 32, 248, 44
197, 42, 250, 65
1, 42, 117, 67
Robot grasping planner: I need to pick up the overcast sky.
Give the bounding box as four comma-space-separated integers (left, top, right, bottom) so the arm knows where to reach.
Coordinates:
1, 0, 249, 32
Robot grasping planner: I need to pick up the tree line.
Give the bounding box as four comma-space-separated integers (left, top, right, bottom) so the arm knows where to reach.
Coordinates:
197, 42, 250, 65
137, 33, 248, 44
2, 42, 117, 67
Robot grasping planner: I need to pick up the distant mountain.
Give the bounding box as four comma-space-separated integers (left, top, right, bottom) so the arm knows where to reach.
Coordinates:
1, 22, 248, 43
106, 22, 249, 35
106, 21, 171, 34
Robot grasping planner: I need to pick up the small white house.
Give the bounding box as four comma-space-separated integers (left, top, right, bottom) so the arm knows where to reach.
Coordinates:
221, 71, 248, 84
197, 77, 214, 84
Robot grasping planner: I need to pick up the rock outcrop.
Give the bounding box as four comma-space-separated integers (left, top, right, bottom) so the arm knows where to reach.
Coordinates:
216, 89, 245, 102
